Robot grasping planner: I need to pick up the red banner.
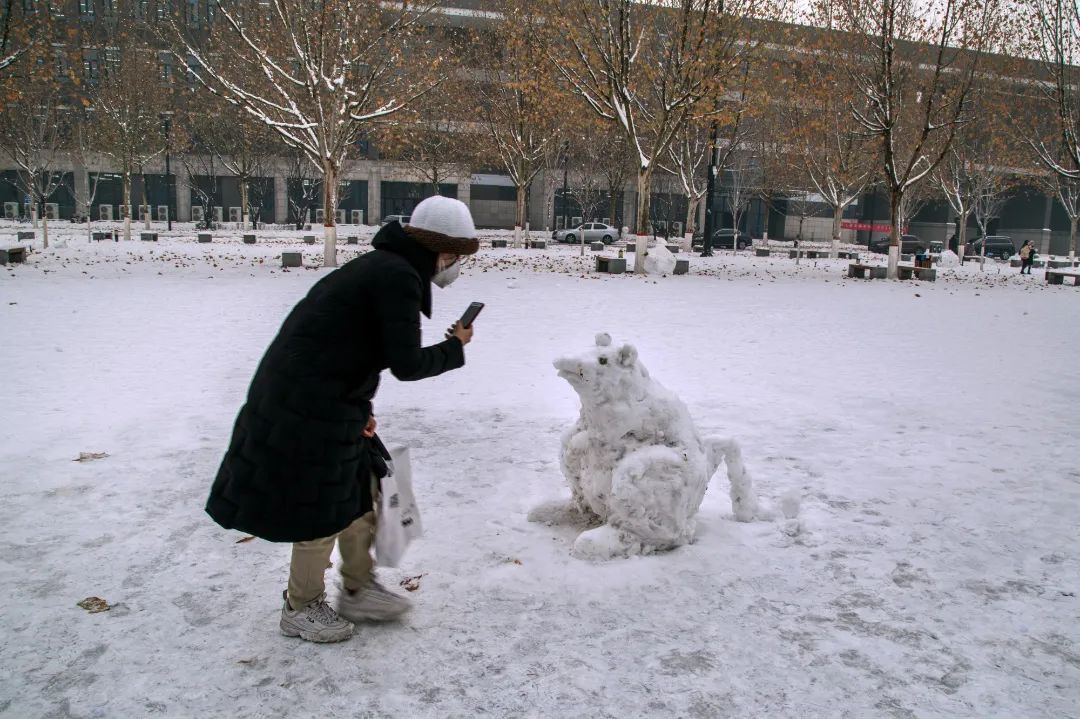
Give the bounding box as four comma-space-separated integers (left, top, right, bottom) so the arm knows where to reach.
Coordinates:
841, 221, 908, 233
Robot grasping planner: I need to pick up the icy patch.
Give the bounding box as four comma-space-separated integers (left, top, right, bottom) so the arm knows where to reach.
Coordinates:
542, 333, 758, 560
643, 241, 677, 276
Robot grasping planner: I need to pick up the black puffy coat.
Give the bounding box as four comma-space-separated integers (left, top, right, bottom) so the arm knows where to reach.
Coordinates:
206, 222, 464, 542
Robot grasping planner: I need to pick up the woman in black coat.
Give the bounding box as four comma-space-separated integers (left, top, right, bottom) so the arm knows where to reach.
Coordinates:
206, 196, 480, 642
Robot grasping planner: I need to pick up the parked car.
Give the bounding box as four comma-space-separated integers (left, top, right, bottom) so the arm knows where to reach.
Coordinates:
869, 234, 940, 255
381, 214, 411, 226
552, 222, 619, 244
965, 235, 1016, 260
692, 228, 753, 250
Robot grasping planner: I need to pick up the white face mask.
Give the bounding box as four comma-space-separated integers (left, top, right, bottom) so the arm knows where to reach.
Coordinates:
432, 259, 460, 288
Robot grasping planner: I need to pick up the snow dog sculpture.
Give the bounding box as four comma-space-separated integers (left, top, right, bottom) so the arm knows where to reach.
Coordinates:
537, 333, 758, 560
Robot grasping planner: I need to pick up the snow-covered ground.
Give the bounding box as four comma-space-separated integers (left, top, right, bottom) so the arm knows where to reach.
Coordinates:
1, 226, 1078, 718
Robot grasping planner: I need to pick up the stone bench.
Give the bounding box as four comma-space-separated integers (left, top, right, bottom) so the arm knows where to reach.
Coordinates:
837, 251, 860, 260
0, 246, 26, 264
281, 252, 303, 268
1046, 269, 1080, 286
666, 245, 681, 254
897, 264, 937, 282
140, 232, 158, 242
92, 231, 115, 242
303, 235, 316, 245
491, 239, 508, 248
1047, 259, 1078, 269
590, 242, 605, 252
848, 263, 887, 279
755, 248, 770, 257
673, 259, 689, 275
17, 231, 35, 241
595, 256, 626, 274
346, 236, 359, 245
197, 233, 212, 243
243, 234, 257, 245
624, 243, 637, 252
529, 240, 547, 249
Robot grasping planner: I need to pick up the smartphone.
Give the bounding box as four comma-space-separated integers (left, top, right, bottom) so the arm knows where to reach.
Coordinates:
459, 302, 485, 329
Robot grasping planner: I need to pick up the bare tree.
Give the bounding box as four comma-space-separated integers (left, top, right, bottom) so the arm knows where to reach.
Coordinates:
474, 0, 564, 247
174, 0, 440, 267
832, 0, 999, 278
70, 109, 106, 243
934, 145, 1010, 262
184, 98, 277, 229
90, 38, 167, 241
1027, 0, 1080, 181
565, 138, 610, 255
285, 148, 322, 231
0, 82, 67, 248
776, 27, 876, 257
662, 120, 709, 246
546, 0, 765, 272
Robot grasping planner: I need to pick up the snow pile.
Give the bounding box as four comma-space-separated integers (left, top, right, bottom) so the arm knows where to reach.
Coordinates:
938, 250, 961, 268
537, 332, 757, 560
642, 240, 677, 276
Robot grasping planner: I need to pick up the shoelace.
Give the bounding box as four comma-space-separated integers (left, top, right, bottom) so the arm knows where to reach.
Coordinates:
305, 594, 343, 625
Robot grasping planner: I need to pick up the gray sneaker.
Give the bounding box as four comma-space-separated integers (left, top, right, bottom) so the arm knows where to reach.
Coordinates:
337, 579, 412, 622
279, 591, 354, 643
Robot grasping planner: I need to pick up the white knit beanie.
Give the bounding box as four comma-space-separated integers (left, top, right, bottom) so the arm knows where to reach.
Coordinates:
404, 196, 479, 255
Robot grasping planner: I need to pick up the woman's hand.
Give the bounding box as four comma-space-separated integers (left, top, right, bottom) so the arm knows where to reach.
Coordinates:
445, 320, 474, 346
362, 415, 377, 438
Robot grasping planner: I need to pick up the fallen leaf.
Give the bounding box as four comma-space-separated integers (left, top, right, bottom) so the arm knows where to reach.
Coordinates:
73, 452, 109, 462
234, 535, 256, 544
77, 596, 111, 613
399, 574, 425, 592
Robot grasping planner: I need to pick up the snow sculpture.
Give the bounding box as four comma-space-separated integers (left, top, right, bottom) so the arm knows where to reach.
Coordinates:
937, 250, 960, 268
539, 333, 757, 559
643, 241, 677, 276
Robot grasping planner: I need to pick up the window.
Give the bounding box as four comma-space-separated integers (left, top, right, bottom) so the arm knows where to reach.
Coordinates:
103, 47, 119, 74
134, 0, 149, 16
159, 52, 173, 84
83, 51, 100, 83
186, 0, 199, 27
79, 0, 95, 16
157, 0, 172, 22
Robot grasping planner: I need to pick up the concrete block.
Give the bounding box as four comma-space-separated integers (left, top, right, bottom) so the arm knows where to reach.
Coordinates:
243, 234, 257, 244
197, 233, 212, 243
281, 252, 302, 268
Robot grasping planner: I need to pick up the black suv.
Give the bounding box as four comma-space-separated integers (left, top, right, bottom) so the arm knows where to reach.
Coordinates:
966, 236, 1016, 260
869, 234, 941, 255
692, 228, 753, 250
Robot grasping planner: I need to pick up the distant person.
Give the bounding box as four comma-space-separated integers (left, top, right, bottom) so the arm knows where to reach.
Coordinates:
206, 196, 480, 643
1019, 240, 1035, 274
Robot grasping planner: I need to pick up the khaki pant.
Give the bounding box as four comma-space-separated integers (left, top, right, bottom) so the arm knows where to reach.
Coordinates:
287, 475, 379, 608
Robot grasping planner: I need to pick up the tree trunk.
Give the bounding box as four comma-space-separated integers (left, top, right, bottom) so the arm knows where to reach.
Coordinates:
831, 203, 844, 259
1070, 216, 1077, 259
887, 190, 901, 280
957, 214, 969, 261
240, 179, 249, 229
515, 183, 527, 248
123, 174, 132, 242
634, 169, 652, 274
42, 211, 49, 249
142, 177, 151, 230
322, 160, 338, 268
608, 190, 619, 227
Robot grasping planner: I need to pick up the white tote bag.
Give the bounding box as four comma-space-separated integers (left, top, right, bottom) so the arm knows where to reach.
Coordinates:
374, 445, 423, 568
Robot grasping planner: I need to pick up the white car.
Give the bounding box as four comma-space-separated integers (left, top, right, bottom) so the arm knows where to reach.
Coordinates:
381, 214, 411, 226
552, 223, 619, 245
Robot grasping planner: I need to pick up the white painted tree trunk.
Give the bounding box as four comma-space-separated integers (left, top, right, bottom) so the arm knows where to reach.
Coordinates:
124, 216, 132, 242
42, 214, 49, 249
514, 226, 522, 249
682, 232, 693, 252
633, 234, 648, 274
31, 208, 38, 228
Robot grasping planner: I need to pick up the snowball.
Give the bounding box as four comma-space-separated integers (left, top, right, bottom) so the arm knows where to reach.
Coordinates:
643, 241, 677, 276
595, 332, 612, 347
937, 250, 960, 268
